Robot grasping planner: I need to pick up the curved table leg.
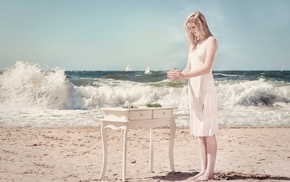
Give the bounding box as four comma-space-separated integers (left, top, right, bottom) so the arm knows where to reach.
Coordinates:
149, 129, 154, 173
99, 123, 108, 180
122, 126, 128, 182
169, 119, 176, 172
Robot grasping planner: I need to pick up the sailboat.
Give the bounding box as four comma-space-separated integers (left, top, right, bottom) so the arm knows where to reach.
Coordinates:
144, 65, 151, 74
125, 64, 131, 72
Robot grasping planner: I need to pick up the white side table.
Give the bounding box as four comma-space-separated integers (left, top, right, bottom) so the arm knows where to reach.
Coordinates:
98, 107, 176, 182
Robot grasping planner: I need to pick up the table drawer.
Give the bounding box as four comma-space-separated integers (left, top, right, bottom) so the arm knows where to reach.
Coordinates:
129, 110, 152, 120
153, 109, 173, 119
103, 110, 129, 121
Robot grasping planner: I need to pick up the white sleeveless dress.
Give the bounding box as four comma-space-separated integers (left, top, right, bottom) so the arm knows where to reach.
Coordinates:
187, 36, 218, 136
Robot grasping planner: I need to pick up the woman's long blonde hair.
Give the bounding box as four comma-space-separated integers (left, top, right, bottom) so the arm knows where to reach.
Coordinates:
185, 11, 213, 50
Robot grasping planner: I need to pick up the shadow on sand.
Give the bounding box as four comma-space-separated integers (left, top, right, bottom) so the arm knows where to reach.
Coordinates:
148, 171, 290, 181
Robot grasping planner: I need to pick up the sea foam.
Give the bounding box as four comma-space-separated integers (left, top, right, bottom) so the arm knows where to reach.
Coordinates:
0, 61, 289, 127
0, 61, 78, 109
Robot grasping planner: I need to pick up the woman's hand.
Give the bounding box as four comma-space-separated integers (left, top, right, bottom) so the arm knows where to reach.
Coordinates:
175, 71, 185, 80
167, 69, 185, 80
167, 70, 175, 80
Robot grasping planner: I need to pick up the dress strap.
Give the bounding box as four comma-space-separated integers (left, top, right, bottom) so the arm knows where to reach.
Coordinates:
205, 36, 213, 45
205, 36, 218, 49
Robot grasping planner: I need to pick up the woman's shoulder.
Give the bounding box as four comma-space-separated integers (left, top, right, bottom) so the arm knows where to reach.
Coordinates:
207, 36, 217, 43
206, 36, 218, 47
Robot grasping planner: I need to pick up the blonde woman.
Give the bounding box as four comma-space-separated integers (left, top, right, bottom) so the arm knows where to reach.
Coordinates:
168, 11, 218, 181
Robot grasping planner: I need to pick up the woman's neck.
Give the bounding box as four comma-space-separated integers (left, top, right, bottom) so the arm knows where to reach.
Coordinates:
196, 35, 207, 43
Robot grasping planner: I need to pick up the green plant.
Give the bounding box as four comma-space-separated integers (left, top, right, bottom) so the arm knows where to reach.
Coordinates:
146, 103, 162, 107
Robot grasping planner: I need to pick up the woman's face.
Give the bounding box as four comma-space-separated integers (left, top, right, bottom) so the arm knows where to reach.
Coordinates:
188, 22, 200, 37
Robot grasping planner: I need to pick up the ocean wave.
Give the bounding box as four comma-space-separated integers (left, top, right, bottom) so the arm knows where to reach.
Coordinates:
0, 61, 75, 109
1, 61, 289, 111
0, 62, 185, 110
1, 61, 290, 127
217, 79, 290, 107
214, 72, 241, 77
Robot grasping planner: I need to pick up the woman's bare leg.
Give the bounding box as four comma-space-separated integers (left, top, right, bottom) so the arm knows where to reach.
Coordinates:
196, 135, 217, 180
191, 137, 207, 179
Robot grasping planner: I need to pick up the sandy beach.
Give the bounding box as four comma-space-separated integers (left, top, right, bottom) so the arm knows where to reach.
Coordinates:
0, 127, 289, 182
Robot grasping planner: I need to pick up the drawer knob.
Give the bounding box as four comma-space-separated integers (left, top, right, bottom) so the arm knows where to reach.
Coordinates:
163, 112, 165, 115
140, 114, 143, 116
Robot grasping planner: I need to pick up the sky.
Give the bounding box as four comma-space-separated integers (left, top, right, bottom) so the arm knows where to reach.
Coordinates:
1, 0, 290, 71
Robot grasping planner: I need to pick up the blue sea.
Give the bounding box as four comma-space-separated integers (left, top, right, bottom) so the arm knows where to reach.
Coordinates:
0, 61, 289, 127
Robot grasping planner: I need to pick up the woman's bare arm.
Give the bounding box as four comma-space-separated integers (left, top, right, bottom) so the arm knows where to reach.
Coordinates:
177, 37, 218, 79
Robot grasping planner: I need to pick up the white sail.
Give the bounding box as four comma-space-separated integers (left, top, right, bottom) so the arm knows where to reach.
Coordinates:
125, 65, 131, 71
144, 66, 151, 74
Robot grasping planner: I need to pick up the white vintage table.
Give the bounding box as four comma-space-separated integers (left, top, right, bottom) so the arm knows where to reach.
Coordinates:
98, 107, 176, 182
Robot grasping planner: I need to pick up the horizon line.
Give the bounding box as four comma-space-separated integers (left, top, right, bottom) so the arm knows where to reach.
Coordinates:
1, 69, 290, 72
63, 69, 290, 71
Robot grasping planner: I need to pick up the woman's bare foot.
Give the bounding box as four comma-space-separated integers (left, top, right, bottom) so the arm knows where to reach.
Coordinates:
195, 173, 214, 181
189, 171, 205, 180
